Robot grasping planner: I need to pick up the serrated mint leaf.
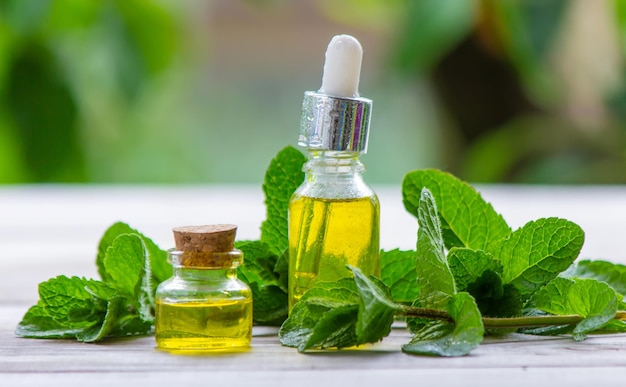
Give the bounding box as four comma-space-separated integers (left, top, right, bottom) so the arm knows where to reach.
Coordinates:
301, 305, 359, 351
530, 277, 619, 341
448, 248, 522, 317
104, 234, 145, 297
76, 297, 124, 343
405, 292, 451, 335
380, 249, 418, 303
403, 169, 511, 251
236, 240, 288, 325
97, 222, 131, 281
248, 283, 288, 326
350, 267, 399, 344
416, 188, 456, 297
15, 304, 86, 339
260, 146, 306, 256
97, 222, 171, 288
38, 276, 107, 327
279, 279, 360, 351
103, 234, 154, 322
448, 248, 501, 291
563, 259, 626, 296
497, 217, 585, 298
84, 280, 119, 301
16, 276, 149, 342
236, 240, 281, 288
402, 292, 484, 357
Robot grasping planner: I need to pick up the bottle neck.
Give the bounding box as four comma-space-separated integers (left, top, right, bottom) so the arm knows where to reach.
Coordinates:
172, 266, 238, 281
304, 150, 365, 176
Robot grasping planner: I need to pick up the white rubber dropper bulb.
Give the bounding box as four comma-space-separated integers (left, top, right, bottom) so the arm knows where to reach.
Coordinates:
318, 34, 363, 98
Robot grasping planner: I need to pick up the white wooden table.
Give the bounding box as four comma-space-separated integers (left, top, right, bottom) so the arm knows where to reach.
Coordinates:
2, 185, 626, 386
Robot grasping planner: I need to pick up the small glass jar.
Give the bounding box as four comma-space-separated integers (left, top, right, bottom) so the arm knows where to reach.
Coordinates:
155, 249, 252, 352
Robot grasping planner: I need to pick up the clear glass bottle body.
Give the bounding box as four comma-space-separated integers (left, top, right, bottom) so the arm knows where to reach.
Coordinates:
288, 151, 380, 310
155, 250, 252, 352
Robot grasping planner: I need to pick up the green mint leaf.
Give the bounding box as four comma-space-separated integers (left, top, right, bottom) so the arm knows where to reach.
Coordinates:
279, 278, 360, 351
350, 266, 399, 344
403, 169, 511, 251
274, 248, 289, 293
236, 240, 288, 325
15, 277, 148, 342
563, 259, 626, 296
596, 319, 626, 333
260, 145, 306, 256
97, 222, 171, 287
380, 249, 419, 303
15, 303, 86, 339
448, 248, 522, 317
84, 280, 119, 301
248, 284, 288, 326
406, 292, 451, 335
75, 297, 124, 343
236, 240, 281, 287
103, 234, 145, 296
300, 305, 359, 351
38, 276, 108, 327
140, 236, 171, 285
108, 314, 153, 337
416, 188, 456, 297
497, 218, 585, 298
448, 248, 501, 291
82, 281, 153, 340
402, 292, 484, 357
102, 234, 154, 322
530, 277, 619, 341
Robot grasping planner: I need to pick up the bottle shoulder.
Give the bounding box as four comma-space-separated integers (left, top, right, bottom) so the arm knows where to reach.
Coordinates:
293, 177, 377, 200
156, 275, 251, 300
294, 152, 377, 200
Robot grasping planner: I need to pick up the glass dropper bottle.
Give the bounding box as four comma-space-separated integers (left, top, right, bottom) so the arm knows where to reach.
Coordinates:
288, 34, 380, 310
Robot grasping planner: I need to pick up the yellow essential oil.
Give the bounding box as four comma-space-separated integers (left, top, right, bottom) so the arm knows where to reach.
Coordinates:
155, 225, 253, 353
289, 195, 380, 309
288, 35, 379, 311
155, 298, 252, 352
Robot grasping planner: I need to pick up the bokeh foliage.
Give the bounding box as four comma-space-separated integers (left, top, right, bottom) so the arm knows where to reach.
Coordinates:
2, 0, 626, 184
390, 0, 626, 183
0, 0, 178, 182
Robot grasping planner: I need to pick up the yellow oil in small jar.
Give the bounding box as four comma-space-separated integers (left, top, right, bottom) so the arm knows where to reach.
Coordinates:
288, 194, 380, 309
155, 298, 252, 352
155, 225, 253, 353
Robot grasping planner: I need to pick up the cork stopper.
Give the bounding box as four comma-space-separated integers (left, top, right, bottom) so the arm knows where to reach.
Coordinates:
171, 224, 240, 268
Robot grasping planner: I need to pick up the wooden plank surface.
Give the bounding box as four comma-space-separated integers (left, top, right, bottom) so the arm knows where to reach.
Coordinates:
2, 185, 626, 386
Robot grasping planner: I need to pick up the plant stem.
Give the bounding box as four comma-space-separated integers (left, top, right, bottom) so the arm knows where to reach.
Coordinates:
481, 315, 582, 329
399, 305, 626, 329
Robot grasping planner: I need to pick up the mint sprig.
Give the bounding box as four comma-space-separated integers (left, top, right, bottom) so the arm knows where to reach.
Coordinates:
281, 169, 626, 356
17, 146, 306, 341
17, 225, 163, 342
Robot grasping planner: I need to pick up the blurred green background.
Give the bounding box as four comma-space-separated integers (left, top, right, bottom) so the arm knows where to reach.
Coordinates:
2, 0, 626, 184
